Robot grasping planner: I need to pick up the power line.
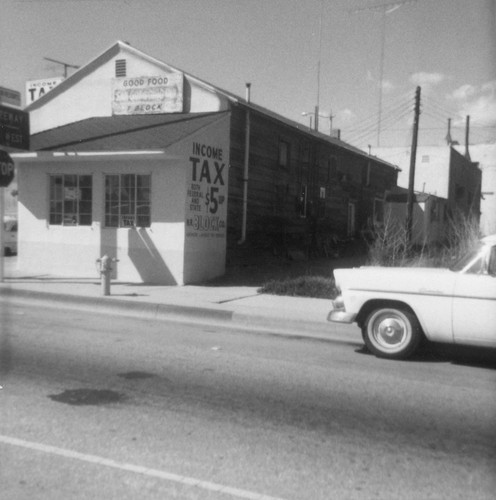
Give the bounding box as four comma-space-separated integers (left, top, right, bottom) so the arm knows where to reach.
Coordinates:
343, 94, 414, 143
349, 0, 427, 145
344, 92, 414, 132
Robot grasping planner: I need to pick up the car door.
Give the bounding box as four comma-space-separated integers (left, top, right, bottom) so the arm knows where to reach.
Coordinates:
452, 246, 496, 347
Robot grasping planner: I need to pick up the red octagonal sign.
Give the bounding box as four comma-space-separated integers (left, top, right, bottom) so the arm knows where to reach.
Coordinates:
0, 149, 15, 187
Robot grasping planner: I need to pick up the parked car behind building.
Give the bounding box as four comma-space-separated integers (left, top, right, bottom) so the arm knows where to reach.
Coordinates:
3, 217, 17, 256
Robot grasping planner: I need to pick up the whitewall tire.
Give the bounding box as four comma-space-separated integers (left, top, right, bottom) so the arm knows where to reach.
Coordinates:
362, 307, 423, 359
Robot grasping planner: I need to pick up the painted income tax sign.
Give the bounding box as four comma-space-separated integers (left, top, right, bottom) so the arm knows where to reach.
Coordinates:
0, 150, 15, 187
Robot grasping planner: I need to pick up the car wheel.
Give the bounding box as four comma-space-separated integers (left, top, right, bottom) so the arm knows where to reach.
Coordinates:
362, 307, 422, 359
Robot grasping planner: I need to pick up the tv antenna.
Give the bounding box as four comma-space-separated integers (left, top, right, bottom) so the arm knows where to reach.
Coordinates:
44, 57, 80, 78
349, 0, 423, 146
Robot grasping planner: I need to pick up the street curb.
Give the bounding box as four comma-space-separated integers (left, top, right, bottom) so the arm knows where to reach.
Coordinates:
0, 286, 361, 343
0, 287, 235, 323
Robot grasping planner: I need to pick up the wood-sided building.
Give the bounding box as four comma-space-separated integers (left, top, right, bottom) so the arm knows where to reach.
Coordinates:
228, 100, 399, 254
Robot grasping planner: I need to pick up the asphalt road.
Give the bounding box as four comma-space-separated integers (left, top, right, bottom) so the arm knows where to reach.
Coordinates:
1, 300, 495, 499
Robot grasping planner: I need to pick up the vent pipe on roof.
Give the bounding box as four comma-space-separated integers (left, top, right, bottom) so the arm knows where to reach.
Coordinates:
238, 83, 251, 245
465, 115, 471, 161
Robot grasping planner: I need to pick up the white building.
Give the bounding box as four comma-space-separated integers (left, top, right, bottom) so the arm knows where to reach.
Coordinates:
373, 145, 482, 242
14, 41, 232, 284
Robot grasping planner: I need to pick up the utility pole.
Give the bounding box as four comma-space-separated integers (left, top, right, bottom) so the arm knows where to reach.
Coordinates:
406, 86, 421, 245
464, 115, 471, 160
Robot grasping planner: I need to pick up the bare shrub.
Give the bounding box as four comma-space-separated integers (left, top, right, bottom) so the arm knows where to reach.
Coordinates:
367, 210, 481, 268
366, 213, 416, 267
445, 212, 481, 255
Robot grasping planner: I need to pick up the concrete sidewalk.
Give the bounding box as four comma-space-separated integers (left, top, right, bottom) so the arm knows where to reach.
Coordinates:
0, 257, 362, 343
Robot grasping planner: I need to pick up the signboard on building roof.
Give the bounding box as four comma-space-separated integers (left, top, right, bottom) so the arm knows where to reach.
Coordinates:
0, 104, 29, 150
112, 74, 183, 115
0, 87, 21, 107
26, 77, 64, 105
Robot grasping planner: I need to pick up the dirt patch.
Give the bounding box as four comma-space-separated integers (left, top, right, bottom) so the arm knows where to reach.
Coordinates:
48, 388, 124, 406
206, 244, 368, 288
117, 371, 155, 380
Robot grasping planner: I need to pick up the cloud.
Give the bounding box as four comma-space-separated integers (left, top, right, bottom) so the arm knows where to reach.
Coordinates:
410, 72, 446, 89
338, 108, 357, 123
366, 70, 395, 93
448, 81, 496, 126
450, 84, 477, 101
381, 79, 395, 93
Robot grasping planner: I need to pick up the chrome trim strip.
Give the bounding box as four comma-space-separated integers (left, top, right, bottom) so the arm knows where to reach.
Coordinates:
348, 288, 496, 302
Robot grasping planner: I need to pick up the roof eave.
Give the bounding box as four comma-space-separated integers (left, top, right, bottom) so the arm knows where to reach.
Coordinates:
12, 149, 180, 161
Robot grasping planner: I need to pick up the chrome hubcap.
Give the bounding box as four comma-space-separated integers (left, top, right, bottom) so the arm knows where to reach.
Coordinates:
375, 316, 406, 347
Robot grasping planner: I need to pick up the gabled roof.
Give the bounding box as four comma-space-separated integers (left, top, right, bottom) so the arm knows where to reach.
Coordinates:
25, 40, 398, 168
30, 112, 227, 151
26, 41, 233, 114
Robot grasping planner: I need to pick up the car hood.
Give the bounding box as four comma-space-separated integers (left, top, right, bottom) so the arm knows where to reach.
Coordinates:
333, 266, 458, 294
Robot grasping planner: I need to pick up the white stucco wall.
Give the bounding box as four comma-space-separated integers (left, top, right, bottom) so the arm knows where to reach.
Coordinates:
16, 156, 187, 283
15, 114, 230, 284
181, 121, 230, 283
374, 147, 451, 198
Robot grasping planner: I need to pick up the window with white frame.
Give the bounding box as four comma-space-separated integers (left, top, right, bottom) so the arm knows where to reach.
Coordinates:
49, 174, 92, 226
105, 174, 151, 227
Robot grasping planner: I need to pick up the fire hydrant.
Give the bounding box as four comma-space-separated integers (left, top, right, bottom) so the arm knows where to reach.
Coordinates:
96, 254, 118, 296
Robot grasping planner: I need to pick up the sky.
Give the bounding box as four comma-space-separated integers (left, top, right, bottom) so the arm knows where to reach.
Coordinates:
1, 0, 495, 152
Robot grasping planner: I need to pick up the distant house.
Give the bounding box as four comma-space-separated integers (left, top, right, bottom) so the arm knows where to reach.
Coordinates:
373, 145, 481, 242
383, 187, 448, 246
13, 41, 399, 284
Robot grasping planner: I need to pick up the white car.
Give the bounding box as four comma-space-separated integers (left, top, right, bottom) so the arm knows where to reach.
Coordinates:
328, 234, 496, 359
3, 218, 17, 256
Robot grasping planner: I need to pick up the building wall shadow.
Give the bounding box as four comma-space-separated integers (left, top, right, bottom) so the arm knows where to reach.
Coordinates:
127, 228, 177, 284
